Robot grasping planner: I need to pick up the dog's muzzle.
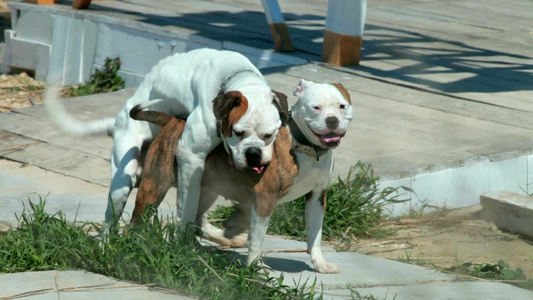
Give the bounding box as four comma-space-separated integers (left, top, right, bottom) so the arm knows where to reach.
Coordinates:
245, 147, 266, 174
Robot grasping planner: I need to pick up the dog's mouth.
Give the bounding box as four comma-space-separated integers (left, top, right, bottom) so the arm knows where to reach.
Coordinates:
228, 156, 268, 174
311, 130, 345, 148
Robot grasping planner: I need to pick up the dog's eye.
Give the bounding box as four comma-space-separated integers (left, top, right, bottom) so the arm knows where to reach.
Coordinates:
233, 130, 245, 137
340, 104, 346, 110
263, 133, 273, 140
312, 106, 321, 111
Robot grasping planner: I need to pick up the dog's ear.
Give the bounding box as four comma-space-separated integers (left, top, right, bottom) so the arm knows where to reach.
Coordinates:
293, 79, 314, 97
272, 90, 290, 125
212, 91, 248, 137
331, 83, 352, 104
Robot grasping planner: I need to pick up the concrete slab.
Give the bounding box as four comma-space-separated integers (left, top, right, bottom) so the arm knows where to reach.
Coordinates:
480, 191, 533, 239
329, 281, 533, 300
0, 270, 192, 299
0, 159, 176, 227
264, 252, 461, 288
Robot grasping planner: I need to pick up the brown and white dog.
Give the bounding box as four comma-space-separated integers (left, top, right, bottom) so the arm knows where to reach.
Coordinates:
131, 79, 353, 274
45, 49, 288, 231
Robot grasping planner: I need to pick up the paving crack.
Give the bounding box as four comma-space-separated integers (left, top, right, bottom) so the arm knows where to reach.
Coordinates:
54, 270, 60, 300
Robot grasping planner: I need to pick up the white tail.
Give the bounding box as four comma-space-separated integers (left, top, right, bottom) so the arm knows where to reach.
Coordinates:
44, 87, 115, 136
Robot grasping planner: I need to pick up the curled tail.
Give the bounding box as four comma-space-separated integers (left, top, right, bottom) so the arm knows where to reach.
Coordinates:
129, 100, 175, 128
44, 87, 115, 136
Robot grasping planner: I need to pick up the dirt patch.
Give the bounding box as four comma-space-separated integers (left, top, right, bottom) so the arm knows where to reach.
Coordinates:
329, 205, 533, 280
0, 73, 46, 112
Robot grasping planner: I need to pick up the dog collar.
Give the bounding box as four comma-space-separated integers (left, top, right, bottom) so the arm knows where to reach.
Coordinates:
288, 117, 329, 161
218, 69, 267, 96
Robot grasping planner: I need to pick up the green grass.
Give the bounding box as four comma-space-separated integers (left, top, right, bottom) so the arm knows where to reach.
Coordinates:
396, 252, 431, 268
445, 260, 533, 290
351, 290, 397, 300
397, 253, 533, 291
0, 197, 322, 299
65, 57, 125, 97
210, 161, 409, 240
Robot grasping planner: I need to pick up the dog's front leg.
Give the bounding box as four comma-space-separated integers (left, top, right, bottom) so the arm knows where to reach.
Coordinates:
305, 189, 340, 274
246, 205, 270, 267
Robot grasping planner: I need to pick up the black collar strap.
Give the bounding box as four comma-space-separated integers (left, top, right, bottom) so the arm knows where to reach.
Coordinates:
288, 116, 329, 161
218, 69, 266, 95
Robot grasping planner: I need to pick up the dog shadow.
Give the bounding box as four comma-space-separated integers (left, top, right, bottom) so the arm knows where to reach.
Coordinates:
230, 253, 314, 273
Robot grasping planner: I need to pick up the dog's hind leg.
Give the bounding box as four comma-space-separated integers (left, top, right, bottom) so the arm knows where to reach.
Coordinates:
104, 142, 142, 224
175, 109, 220, 224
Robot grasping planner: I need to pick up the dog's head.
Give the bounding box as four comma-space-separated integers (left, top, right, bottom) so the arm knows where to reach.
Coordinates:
292, 79, 354, 149
213, 89, 289, 174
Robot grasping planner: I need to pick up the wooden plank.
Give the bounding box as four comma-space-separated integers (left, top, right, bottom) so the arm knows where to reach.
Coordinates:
72, 0, 91, 10
261, 0, 294, 51
322, 0, 367, 66
26, 0, 55, 5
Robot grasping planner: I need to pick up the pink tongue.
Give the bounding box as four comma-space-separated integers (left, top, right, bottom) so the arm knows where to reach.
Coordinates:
322, 136, 341, 143
252, 166, 265, 174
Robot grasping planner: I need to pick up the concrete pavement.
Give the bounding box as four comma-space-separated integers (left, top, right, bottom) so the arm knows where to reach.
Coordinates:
1, 87, 533, 299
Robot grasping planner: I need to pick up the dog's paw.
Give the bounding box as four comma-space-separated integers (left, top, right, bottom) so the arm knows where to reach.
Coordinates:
230, 234, 248, 248
313, 262, 340, 274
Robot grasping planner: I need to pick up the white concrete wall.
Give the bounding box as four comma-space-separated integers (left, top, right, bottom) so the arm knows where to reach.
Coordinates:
1, 2, 307, 88
381, 153, 533, 216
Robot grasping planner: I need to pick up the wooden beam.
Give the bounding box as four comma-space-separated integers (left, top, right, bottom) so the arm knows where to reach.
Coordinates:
260, 0, 294, 51
72, 0, 92, 9
322, 0, 367, 66
26, 0, 56, 5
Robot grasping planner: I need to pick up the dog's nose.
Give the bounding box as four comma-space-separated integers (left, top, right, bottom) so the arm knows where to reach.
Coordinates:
245, 147, 262, 167
325, 117, 339, 130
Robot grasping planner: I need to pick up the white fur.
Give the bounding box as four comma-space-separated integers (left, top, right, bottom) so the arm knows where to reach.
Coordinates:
45, 48, 282, 226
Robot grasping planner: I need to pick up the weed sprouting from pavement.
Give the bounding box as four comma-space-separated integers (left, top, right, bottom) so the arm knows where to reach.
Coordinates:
397, 252, 533, 291
351, 290, 397, 300
445, 260, 533, 290
0, 196, 322, 299
65, 57, 125, 97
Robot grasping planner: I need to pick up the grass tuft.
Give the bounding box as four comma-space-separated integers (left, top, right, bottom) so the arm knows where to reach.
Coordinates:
65, 57, 125, 97
397, 253, 533, 291
0, 197, 322, 299
445, 260, 533, 290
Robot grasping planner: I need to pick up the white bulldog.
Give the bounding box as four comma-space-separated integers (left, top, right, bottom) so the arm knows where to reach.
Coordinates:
45, 48, 288, 226
198, 79, 354, 273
